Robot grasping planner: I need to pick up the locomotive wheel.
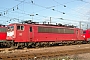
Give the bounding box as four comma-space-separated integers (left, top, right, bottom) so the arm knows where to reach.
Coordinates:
2, 42, 14, 48
19, 43, 25, 48
18, 45, 25, 49
14, 43, 25, 48
7, 42, 13, 48
35, 43, 40, 48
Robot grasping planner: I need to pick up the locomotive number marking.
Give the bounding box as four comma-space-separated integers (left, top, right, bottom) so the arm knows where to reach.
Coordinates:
19, 33, 22, 36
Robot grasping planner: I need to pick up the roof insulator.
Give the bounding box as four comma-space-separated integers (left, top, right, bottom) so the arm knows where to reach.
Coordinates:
4, 12, 5, 15
0, 14, 1, 16
36, 14, 38, 15
52, 9, 55, 11
13, 7, 14, 11
63, 12, 65, 14
64, 5, 66, 7
31, 0, 33, 3
17, 6, 18, 10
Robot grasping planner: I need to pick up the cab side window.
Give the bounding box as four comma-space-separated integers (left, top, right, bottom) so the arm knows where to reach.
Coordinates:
21, 26, 24, 30
17, 26, 20, 30
30, 27, 32, 32
17, 26, 24, 30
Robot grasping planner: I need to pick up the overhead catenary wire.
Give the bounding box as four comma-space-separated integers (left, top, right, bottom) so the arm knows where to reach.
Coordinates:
15, 0, 65, 14
52, 0, 90, 22
0, 0, 26, 24
77, 0, 90, 4
1, 0, 90, 18
52, 0, 67, 7
52, 0, 87, 15
13, 0, 66, 22
0, 0, 25, 16
0, 0, 90, 27
16, 0, 87, 21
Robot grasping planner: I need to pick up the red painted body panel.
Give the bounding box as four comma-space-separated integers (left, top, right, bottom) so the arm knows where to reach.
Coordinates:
15, 25, 30, 42
83, 29, 90, 41
0, 27, 7, 40
7, 23, 84, 42
32, 26, 84, 42
0, 32, 6, 40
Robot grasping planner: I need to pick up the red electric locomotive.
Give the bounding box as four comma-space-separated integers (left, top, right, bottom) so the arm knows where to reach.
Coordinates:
83, 29, 90, 42
0, 24, 7, 47
6, 20, 85, 48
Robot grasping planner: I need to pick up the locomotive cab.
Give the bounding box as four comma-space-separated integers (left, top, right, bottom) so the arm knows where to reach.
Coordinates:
7, 23, 33, 42
7, 25, 14, 40
83, 29, 90, 41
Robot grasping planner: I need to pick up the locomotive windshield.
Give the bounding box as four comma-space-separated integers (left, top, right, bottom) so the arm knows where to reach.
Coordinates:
8, 26, 14, 31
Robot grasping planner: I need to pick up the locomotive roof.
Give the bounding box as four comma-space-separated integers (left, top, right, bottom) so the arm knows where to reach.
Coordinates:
0, 24, 7, 28
84, 29, 90, 31
8, 20, 77, 28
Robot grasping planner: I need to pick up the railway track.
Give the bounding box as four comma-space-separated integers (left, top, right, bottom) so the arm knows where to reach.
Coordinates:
0, 43, 87, 53
0, 44, 90, 60
0, 48, 15, 52
0, 48, 90, 60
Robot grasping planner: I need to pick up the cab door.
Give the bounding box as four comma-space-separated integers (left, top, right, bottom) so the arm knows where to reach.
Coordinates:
29, 26, 33, 42
76, 29, 79, 40
76, 29, 82, 40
